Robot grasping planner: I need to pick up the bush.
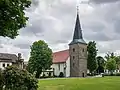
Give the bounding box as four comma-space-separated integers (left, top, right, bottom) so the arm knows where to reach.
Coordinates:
116, 73, 120, 76
3, 66, 38, 90
59, 72, 64, 77
104, 73, 120, 76
0, 69, 4, 89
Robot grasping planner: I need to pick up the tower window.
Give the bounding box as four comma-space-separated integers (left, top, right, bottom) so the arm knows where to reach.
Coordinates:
73, 63, 75, 67
83, 48, 84, 52
73, 48, 75, 52
73, 56, 75, 59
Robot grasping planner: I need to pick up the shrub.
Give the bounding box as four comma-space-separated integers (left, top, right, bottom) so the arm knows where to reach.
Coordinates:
0, 69, 4, 89
116, 73, 120, 76
59, 72, 64, 77
3, 66, 38, 90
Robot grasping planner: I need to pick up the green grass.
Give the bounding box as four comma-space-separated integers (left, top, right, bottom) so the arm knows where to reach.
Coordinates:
38, 77, 120, 90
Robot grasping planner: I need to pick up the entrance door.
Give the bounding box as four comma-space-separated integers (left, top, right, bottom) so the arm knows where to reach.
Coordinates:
82, 73, 85, 77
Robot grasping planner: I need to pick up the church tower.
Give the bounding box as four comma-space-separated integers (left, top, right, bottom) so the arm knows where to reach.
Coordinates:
69, 8, 87, 77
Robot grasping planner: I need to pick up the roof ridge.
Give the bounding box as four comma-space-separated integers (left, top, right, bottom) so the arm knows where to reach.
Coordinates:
53, 49, 69, 53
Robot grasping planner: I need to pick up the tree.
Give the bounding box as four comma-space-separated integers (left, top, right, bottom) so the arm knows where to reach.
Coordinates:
0, 0, 31, 39
27, 40, 53, 78
114, 56, 120, 71
3, 66, 38, 90
105, 52, 115, 61
96, 56, 105, 74
87, 41, 98, 75
106, 58, 116, 75
0, 69, 4, 89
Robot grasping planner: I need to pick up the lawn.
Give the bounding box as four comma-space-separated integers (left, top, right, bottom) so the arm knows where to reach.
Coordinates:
38, 77, 120, 90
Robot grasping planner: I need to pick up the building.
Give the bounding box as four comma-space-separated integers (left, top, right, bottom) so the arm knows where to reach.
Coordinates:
52, 50, 70, 77
52, 10, 87, 77
0, 53, 24, 69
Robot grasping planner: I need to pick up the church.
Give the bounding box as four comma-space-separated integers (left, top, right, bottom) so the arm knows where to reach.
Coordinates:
52, 10, 87, 77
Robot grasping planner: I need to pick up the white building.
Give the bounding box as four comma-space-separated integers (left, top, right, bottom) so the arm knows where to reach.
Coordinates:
52, 49, 70, 77
0, 53, 24, 69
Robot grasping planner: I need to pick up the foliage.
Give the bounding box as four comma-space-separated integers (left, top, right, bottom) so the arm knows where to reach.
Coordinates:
3, 66, 38, 90
106, 58, 116, 75
0, 0, 31, 39
104, 73, 120, 76
28, 40, 53, 78
59, 72, 64, 77
0, 69, 4, 89
38, 77, 120, 90
114, 56, 120, 70
87, 41, 98, 74
105, 52, 115, 61
96, 56, 105, 74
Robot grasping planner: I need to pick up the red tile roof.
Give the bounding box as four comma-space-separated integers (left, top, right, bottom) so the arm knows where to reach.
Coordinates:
53, 49, 69, 64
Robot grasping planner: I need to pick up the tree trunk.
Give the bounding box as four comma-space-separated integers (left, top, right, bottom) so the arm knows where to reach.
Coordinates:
35, 69, 42, 78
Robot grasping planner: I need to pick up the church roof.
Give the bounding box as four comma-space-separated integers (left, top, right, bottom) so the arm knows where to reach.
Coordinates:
53, 49, 69, 64
69, 12, 87, 45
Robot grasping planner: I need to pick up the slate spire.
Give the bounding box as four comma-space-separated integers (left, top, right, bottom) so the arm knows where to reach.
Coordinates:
73, 11, 83, 40
69, 7, 86, 45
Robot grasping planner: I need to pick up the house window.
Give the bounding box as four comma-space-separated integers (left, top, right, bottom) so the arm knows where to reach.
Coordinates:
3, 63, 5, 67
58, 64, 60, 70
73, 48, 75, 52
7, 64, 9, 67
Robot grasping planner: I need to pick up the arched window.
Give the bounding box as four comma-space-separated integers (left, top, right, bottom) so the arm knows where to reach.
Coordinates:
73, 48, 75, 52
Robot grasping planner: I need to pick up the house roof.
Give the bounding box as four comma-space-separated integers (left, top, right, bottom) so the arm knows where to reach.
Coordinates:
53, 49, 69, 64
0, 53, 18, 62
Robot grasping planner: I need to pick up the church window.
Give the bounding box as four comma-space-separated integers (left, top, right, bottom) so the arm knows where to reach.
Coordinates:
3, 63, 5, 67
58, 64, 60, 70
73, 48, 75, 52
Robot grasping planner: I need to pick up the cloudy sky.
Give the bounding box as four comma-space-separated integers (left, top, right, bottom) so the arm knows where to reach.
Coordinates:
0, 0, 120, 61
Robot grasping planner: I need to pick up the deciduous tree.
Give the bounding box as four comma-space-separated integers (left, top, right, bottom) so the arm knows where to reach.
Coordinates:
0, 0, 31, 39
27, 40, 52, 78
96, 56, 105, 74
106, 58, 116, 75
87, 41, 98, 75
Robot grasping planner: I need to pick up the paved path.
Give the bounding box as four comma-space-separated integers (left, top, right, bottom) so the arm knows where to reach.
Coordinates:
39, 75, 102, 80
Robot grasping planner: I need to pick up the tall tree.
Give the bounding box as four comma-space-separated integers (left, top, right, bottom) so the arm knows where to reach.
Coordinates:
96, 56, 105, 74
0, 0, 31, 39
87, 41, 98, 75
106, 58, 116, 75
27, 40, 52, 78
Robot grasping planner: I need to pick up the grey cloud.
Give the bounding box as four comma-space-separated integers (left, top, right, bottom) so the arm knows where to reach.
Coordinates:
86, 32, 111, 41
14, 44, 30, 49
89, 0, 119, 4
84, 21, 105, 33
114, 19, 120, 33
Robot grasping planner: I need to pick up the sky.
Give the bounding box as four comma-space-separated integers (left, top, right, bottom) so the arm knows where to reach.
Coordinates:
0, 0, 120, 61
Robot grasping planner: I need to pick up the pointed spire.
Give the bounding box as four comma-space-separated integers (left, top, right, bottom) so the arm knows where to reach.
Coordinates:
69, 6, 86, 45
